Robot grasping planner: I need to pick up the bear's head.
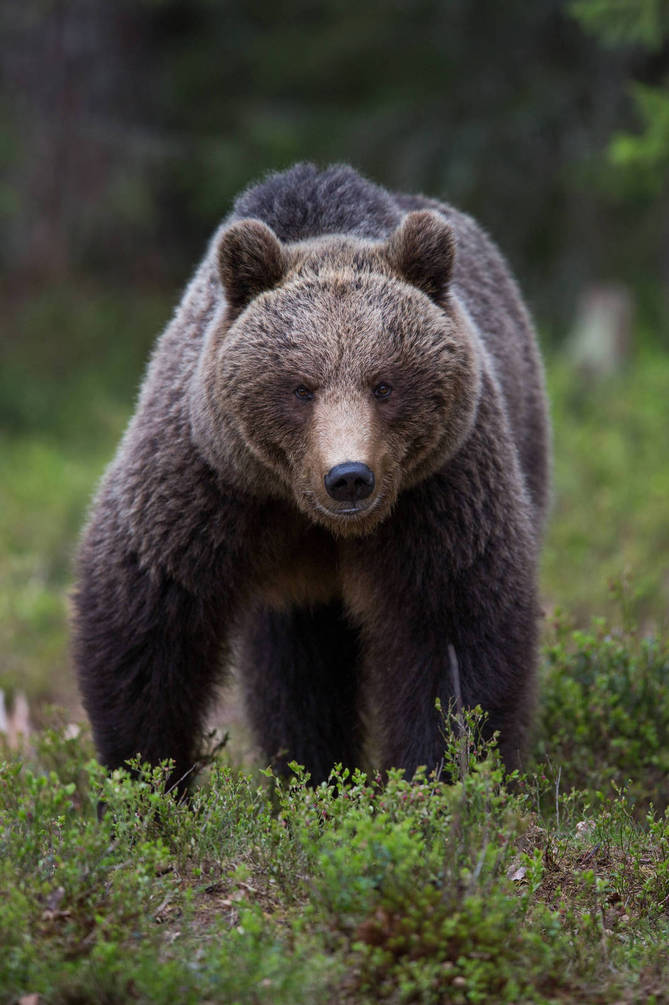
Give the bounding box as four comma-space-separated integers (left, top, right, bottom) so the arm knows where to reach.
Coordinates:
191, 210, 483, 537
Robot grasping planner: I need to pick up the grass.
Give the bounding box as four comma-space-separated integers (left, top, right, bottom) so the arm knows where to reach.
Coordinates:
543, 349, 669, 630
1, 281, 668, 1002
1, 675, 668, 1004
535, 617, 669, 813
1, 280, 166, 707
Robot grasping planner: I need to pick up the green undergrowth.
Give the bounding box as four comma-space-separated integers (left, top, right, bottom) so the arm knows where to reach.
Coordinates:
543, 350, 669, 629
1, 660, 668, 1005
534, 615, 669, 814
0, 436, 102, 707
1, 282, 168, 707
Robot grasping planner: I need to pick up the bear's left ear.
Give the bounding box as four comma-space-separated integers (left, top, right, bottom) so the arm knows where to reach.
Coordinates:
217, 219, 287, 315
386, 210, 456, 302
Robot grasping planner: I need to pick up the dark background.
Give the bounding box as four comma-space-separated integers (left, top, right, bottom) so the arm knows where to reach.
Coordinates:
3, 0, 668, 332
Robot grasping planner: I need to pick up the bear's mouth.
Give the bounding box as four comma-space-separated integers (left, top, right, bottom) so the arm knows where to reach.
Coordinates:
303, 490, 385, 523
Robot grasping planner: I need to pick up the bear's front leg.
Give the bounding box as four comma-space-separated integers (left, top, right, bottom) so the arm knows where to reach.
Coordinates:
363, 580, 538, 778
70, 462, 247, 799
346, 478, 540, 778
73, 543, 232, 795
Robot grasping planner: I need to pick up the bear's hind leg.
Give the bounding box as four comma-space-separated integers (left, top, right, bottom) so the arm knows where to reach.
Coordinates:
238, 602, 362, 784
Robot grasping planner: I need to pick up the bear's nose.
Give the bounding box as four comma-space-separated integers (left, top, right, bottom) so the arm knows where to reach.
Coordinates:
324, 461, 375, 502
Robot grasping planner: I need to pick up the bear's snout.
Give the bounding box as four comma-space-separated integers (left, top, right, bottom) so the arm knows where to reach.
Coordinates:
324, 461, 375, 503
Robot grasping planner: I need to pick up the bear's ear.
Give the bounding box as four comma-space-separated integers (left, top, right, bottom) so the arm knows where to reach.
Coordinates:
386, 210, 456, 301
217, 219, 287, 314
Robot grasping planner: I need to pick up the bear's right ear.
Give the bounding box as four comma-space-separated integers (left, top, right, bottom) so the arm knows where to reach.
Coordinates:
217, 219, 287, 315
386, 210, 455, 302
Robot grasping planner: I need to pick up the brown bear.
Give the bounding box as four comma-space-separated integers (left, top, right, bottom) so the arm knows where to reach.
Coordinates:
73, 163, 550, 791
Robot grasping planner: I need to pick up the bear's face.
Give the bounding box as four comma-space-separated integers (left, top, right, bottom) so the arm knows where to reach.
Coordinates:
192, 212, 482, 537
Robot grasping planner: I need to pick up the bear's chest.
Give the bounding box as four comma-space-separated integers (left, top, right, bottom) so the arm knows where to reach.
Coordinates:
254, 510, 342, 612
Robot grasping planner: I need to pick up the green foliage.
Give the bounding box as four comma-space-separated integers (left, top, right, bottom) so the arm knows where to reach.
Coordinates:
1, 280, 168, 446
0, 283, 170, 704
285, 749, 565, 1004
571, 0, 669, 197
534, 618, 669, 810
570, 0, 669, 48
0, 756, 178, 999
0, 436, 96, 703
610, 84, 669, 196
543, 351, 669, 626
1, 692, 668, 1004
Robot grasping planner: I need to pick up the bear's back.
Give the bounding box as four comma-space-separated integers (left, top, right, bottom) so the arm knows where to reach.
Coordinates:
231, 162, 402, 241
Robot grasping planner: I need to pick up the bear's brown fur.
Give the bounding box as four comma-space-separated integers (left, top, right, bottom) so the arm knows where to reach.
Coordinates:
73, 163, 550, 789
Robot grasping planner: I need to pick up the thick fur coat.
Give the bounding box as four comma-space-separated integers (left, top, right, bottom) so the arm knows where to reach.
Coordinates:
73, 163, 550, 788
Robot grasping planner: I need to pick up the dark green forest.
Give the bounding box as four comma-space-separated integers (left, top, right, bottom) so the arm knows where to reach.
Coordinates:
3, 0, 669, 322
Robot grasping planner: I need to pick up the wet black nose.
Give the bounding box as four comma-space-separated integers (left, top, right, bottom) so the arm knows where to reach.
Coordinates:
324, 461, 375, 502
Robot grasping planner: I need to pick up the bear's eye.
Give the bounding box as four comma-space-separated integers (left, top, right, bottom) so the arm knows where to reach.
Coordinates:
373, 382, 393, 400
294, 384, 314, 401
